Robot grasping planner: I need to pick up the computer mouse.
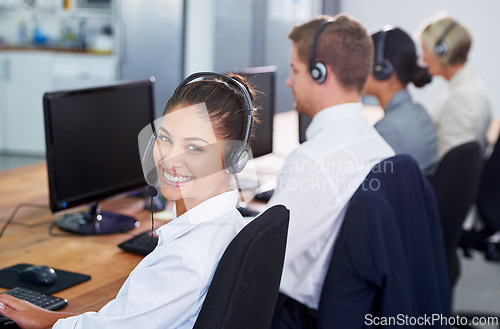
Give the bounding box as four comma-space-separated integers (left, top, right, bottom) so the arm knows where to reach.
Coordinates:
18, 265, 57, 286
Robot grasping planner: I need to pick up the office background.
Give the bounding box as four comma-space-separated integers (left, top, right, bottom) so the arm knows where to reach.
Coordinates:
0, 0, 499, 320
0, 0, 499, 157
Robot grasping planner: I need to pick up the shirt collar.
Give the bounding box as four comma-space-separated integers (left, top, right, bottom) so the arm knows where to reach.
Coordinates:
157, 190, 239, 242
449, 65, 473, 89
305, 102, 363, 140
172, 190, 239, 224
385, 89, 411, 114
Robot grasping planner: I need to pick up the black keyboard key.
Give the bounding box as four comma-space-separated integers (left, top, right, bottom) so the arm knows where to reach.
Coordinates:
118, 231, 158, 256
254, 188, 274, 202
237, 206, 260, 217
0, 287, 67, 327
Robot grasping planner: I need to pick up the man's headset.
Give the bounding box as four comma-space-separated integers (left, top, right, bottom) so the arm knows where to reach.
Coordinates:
141, 72, 254, 196
373, 25, 395, 81
309, 19, 333, 84
434, 20, 458, 57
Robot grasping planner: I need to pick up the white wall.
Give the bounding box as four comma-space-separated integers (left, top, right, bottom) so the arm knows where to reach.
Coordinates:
184, 0, 216, 75
341, 0, 500, 118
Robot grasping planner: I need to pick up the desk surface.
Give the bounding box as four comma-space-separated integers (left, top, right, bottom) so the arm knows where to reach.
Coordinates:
0, 163, 157, 313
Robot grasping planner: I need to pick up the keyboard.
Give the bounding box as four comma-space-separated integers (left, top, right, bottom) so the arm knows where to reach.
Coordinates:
0, 287, 68, 327
118, 205, 259, 256
118, 231, 158, 256
118, 207, 259, 256
236, 206, 260, 217
253, 188, 275, 202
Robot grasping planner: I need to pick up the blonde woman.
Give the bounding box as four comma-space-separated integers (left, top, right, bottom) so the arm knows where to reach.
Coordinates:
419, 14, 492, 157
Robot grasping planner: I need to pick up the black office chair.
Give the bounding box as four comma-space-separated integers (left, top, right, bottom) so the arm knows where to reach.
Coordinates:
318, 155, 451, 328
428, 141, 483, 289
460, 135, 500, 261
451, 137, 500, 329
428, 141, 500, 329
193, 204, 289, 329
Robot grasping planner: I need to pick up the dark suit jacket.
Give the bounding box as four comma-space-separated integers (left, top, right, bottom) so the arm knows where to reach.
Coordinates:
318, 155, 451, 329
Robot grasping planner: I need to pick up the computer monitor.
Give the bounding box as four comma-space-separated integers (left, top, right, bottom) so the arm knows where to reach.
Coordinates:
43, 78, 155, 235
298, 113, 312, 144
237, 66, 277, 158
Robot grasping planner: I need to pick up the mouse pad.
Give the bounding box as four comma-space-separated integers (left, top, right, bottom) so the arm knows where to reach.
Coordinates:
0, 263, 91, 295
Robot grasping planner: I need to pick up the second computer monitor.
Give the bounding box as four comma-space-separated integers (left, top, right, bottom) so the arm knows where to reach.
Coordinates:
237, 66, 277, 158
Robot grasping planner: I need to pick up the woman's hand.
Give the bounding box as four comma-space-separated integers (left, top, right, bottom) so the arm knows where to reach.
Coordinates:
0, 294, 74, 329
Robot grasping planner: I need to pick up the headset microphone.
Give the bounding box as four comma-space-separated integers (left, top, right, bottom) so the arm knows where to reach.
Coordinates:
147, 185, 158, 197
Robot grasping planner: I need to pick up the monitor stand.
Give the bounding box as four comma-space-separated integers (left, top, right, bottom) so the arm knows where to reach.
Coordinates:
56, 203, 139, 235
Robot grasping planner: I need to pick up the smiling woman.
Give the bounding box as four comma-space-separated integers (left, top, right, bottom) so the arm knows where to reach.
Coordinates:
0, 73, 261, 329
146, 72, 259, 217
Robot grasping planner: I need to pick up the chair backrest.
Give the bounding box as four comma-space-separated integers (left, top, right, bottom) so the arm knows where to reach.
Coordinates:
318, 155, 450, 328
476, 136, 500, 232
193, 204, 289, 329
429, 141, 483, 288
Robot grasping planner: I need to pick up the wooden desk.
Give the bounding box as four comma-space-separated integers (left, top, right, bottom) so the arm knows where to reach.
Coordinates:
0, 163, 158, 313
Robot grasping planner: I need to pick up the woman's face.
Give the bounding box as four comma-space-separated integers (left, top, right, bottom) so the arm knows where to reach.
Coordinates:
421, 42, 444, 77
153, 103, 229, 207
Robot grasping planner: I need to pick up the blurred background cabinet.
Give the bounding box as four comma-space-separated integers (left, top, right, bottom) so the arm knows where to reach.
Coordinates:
3, 51, 52, 155
52, 53, 116, 90
0, 50, 116, 155
0, 53, 7, 152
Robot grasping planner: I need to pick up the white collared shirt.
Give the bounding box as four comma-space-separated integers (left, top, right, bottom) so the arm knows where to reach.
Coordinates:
268, 103, 394, 310
54, 190, 245, 329
433, 65, 492, 157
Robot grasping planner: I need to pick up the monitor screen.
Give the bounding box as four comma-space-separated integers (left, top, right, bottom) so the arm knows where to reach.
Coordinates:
237, 66, 277, 158
43, 78, 155, 234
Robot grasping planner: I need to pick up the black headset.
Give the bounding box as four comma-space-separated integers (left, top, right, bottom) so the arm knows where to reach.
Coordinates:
434, 20, 458, 57
373, 26, 394, 81
141, 72, 253, 194
309, 19, 333, 84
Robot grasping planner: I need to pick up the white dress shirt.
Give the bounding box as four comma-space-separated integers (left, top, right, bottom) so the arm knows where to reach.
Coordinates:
53, 190, 245, 329
433, 65, 492, 157
267, 103, 394, 310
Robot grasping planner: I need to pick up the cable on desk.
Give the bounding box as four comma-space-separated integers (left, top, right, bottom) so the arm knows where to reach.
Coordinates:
47, 221, 95, 237
150, 196, 155, 240
11, 219, 57, 228
0, 203, 50, 238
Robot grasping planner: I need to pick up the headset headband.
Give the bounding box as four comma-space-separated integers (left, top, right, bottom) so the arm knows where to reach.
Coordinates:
434, 20, 458, 56
309, 19, 333, 73
375, 25, 393, 65
436, 20, 458, 48
175, 72, 253, 147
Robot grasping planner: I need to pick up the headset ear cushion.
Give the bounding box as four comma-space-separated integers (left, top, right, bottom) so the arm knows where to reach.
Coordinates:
434, 42, 447, 56
222, 140, 250, 174
233, 147, 250, 173
373, 59, 394, 81
311, 62, 327, 84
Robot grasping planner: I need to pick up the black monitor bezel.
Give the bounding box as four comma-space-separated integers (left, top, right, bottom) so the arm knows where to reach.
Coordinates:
237, 65, 277, 158
43, 79, 155, 213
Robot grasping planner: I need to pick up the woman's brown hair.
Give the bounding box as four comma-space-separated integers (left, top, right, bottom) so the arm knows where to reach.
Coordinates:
164, 73, 259, 144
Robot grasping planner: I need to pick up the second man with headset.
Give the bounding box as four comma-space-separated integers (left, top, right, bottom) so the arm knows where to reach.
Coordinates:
267, 13, 394, 328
